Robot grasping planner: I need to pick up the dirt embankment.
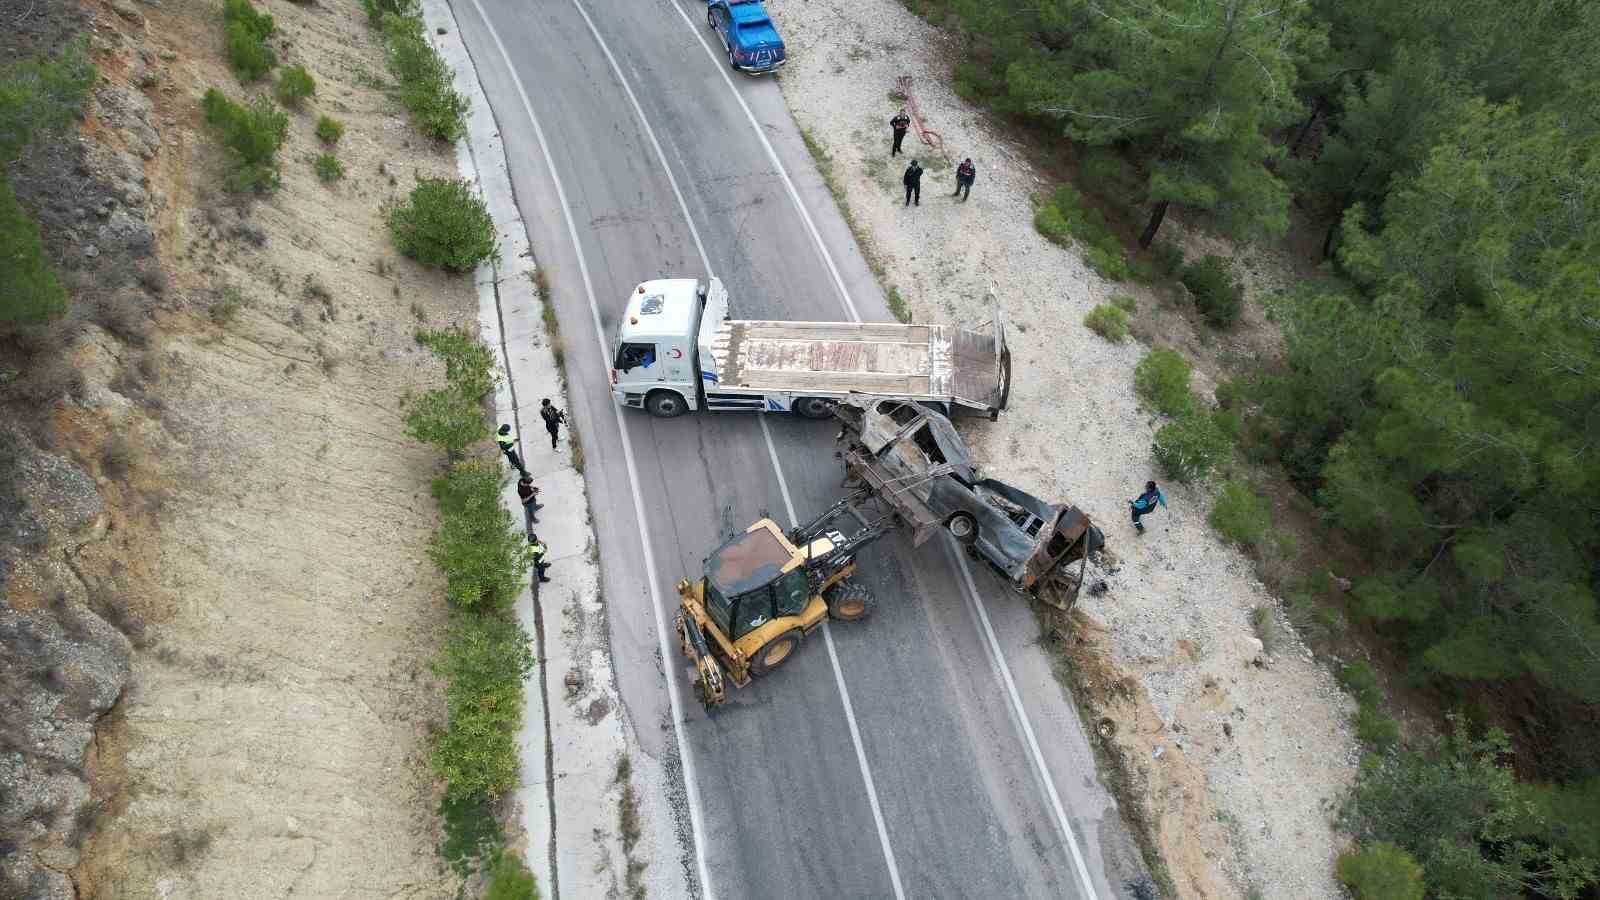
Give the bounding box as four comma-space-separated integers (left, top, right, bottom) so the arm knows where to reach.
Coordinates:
769, 0, 1359, 897
3, 0, 483, 895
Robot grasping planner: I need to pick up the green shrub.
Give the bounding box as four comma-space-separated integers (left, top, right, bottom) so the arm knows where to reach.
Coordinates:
1337, 661, 1382, 706
430, 613, 535, 801
1147, 241, 1185, 278
0, 37, 97, 163
1336, 843, 1424, 900
1152, 411, 1231, 483
1214, 378, 1241, 409
1034, 185, 1129, 280
1133, 348, 1194, 417
202, 89, 288, 192
0, 179, 69, 325
1181, 255, 1243, 328
1111, 294, 1137, 312
222, 0, 276, 81
1354, 704, 1401, 751
313, 152, 343, 181
416, 328, 496, 398
388, 177, 497, 272
1083, 304, 1130, 342
484, 852, 541, 900
429, 461, 534, 611
405, 330, 496, 454
274, 65, 315, 106
361, 0, 416, 25
210, 286, 247, 324
315, 114, 344, 144
379, 11, 469, 141
1210, 479, 1270, 549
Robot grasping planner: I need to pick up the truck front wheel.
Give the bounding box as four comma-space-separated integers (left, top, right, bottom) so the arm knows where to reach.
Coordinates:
749, 630, 802, 677
645, 390, 688, 418
793, 396, 836, 420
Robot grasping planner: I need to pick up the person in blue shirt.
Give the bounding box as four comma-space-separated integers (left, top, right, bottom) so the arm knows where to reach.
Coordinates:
1130, 480, 1167, 533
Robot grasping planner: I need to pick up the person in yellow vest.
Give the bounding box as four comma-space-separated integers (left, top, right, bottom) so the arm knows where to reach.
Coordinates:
496, 424, 527, 476
528, 533, 552, 583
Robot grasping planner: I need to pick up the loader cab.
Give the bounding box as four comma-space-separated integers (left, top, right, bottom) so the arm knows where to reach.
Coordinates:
703, 521, 813, 641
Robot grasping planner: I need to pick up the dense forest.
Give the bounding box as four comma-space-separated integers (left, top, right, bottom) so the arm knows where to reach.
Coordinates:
907, 0, 1600, 896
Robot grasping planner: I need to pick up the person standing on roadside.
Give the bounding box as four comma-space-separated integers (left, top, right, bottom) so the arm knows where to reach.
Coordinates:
1130, 480, 1167, 534
496, 424, 527, 477
903, 160, 923, 206
528, 533, 552, 583
539, 398, 567, 450
890, 110, 910, 156
953, 157, 976, 201
516, 475, 541, 535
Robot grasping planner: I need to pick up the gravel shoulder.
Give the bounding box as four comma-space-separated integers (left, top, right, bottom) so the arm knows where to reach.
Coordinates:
768, 1, 1358, 896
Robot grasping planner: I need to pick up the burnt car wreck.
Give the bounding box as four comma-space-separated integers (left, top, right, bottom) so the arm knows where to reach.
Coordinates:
835, 397, 1104, 609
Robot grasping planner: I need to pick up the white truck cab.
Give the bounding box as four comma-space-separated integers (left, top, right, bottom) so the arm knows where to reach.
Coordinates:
610, 276, 1010, 420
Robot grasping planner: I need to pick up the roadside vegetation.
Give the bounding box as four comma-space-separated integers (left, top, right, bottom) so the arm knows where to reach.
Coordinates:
405, 328, 539, 892
363, 0, 469, 141
904, 0, 1600, 891
388, 176, 497, 272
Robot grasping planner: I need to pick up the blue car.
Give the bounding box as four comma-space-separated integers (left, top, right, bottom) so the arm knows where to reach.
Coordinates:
707, 0, 786, 74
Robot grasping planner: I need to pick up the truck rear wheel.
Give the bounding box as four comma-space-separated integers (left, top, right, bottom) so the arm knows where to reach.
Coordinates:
825, 582, 875, 622
793, 396, 836, 420
645, 390, 688, 418
749, 630, 802, 677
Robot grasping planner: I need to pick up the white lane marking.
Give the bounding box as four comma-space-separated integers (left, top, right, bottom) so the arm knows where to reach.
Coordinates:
456, 3, 716, 897
663, 0, 860, 321
667, 4, 1104, 895
760, 416, 907, 900
557, 0, 907, 893
948, 542, 1101, 897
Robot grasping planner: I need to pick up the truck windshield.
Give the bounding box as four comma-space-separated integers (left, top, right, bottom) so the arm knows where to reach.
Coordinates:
703, 578, 732, 636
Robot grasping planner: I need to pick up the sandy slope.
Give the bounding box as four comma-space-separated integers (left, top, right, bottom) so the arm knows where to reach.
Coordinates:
68, 0, 477, 894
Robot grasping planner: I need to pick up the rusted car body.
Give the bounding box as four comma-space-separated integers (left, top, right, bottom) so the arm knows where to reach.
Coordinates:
835, 397, 1103, 607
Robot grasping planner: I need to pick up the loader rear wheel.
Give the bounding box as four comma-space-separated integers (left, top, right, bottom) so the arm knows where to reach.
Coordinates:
793, 396, 836, 420
826, 582, 875, 622
946, 512, 978, 544
748, 630, 802, 677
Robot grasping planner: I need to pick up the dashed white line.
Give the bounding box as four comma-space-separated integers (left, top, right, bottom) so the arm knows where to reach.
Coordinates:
455, 2, 716, 897
555, 0, 908, 893
664, 4, 1104, 897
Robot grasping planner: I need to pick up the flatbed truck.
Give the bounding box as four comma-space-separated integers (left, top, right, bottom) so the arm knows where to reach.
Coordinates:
610, 277, 1011, 419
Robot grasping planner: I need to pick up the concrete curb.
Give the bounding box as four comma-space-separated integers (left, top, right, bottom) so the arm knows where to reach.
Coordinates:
421, 4, 637, 896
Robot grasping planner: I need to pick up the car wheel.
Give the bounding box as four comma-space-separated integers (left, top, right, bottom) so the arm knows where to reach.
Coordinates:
793, 396, 836, 420
946, 512, 978, 544
749, 630, 802, 677
728, 46, 738, 70
645, 390, 688, 418
825, 582, 875, 622
707, 8, 715, 28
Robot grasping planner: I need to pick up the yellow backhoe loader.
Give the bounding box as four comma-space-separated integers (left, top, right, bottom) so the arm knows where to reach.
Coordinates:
674, 488, 898, 708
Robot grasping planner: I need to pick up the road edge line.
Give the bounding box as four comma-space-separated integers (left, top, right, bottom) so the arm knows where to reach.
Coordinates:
438, 1, 714, 897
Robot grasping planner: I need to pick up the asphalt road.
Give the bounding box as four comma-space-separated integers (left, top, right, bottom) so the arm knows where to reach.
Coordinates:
450, 0, 1146, 896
